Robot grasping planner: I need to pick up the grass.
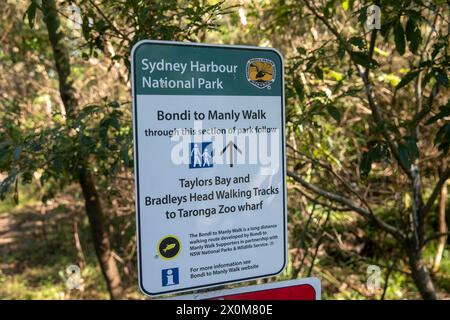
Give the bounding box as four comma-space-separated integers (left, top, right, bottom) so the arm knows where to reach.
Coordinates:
0, 192, 110, 299
0, 264, 108, 299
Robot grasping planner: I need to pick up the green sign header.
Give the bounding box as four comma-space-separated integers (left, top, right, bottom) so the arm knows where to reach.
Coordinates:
132, 41, 283, 96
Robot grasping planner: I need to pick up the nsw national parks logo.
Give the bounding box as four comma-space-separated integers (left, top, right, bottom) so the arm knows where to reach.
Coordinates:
246, 58, 276, 89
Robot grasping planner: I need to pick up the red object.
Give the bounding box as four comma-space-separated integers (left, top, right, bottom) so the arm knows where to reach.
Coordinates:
212, 284, 317, 300
169, 278, 321, 300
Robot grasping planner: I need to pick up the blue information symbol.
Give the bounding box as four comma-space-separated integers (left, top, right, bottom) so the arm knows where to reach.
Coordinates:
161, 268, 179, 287
189, 142, 213, 169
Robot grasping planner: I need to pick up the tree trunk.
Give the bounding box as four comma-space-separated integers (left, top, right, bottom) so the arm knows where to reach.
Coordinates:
432, 167, 448, 273
409, 165, 438, 299
42, 0, 123, 299
78, 168, 123, 299
408, 248, 437, 300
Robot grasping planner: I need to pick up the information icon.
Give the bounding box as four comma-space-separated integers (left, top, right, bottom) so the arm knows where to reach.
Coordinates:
161, 268, 179, 286
157, 235, 181, 260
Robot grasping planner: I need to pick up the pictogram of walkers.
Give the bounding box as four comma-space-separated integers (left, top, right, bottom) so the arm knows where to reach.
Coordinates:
191, 143, 213, 168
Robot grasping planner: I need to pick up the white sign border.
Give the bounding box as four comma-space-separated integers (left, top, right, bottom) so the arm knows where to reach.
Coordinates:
131, 40, 287, 296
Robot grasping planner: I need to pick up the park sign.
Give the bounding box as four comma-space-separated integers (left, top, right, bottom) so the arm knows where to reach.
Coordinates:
131, 40, 286, 296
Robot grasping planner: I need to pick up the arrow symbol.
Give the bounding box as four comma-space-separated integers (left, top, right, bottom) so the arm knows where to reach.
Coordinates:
220, 141, 242, 168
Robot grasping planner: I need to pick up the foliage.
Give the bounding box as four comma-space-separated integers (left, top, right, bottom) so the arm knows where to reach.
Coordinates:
0, 0, 448, 299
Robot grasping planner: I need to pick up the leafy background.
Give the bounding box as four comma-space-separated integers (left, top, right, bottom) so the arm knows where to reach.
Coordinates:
0, 0, 449, 299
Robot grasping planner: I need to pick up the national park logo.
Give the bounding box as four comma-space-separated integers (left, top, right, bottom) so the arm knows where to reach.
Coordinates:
246, 58, 276, 89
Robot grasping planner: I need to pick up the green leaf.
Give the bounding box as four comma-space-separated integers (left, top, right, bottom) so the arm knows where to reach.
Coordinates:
359, 142, 390, 177
398, 144, 411, 169
360, 152, 372, 176
294, 78, 305, 101
26, 1, 37, 29
404, 136, 419, 160
426, 103, 450, 125
371, 143, 390, 162
350, 51, 378, 68
121, 143, 131, 167
337, 43, 346, 59
380, 21, 392, 39
0, 169, 18, 200
326, 105, 341, 123
305, 56, 316, 71
405, 18, 422, 53
108, 101, 120, 108
419, 60, 433, 69
406, 10, 423, 22
396, 70, 420, 89
421, 71, 434, 88
434, 123, 450, 154
432, 41, 445, 59
357, 6, 368, 27
109, 116, 120, 130
82, 16, 91, 41
434, 68, 449, 87
438, 142, 450, 154
297, 47, 306, 55
394, 20, 406, 55
13, 146, 22, 161
435, 124, 448, 142
349, 36, 365, 50
315, 66, 324, 80
398, 137, 419, 169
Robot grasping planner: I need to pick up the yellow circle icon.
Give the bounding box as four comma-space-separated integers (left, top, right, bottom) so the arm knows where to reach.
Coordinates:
157, 235, 182, 260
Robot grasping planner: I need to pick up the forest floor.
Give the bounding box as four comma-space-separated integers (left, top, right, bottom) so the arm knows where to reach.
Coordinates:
0, 192, 448, 300
0, 193, 142, 300
0, 197, 105, 299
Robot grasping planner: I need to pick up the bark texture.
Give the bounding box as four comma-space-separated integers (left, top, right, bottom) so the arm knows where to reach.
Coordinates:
42, 0, 123, 299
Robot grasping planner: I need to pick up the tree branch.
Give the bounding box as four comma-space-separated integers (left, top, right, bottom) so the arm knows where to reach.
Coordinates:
302, 0, 413, 180
411, 9, 440, 137
410, 83, 440, 130
421, 166, 450, 218
87, 0, 127, 39
287, 143, 374, 213
287, 170, 406, 241
424, 232, 450, 246
291, 185, 351, 211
